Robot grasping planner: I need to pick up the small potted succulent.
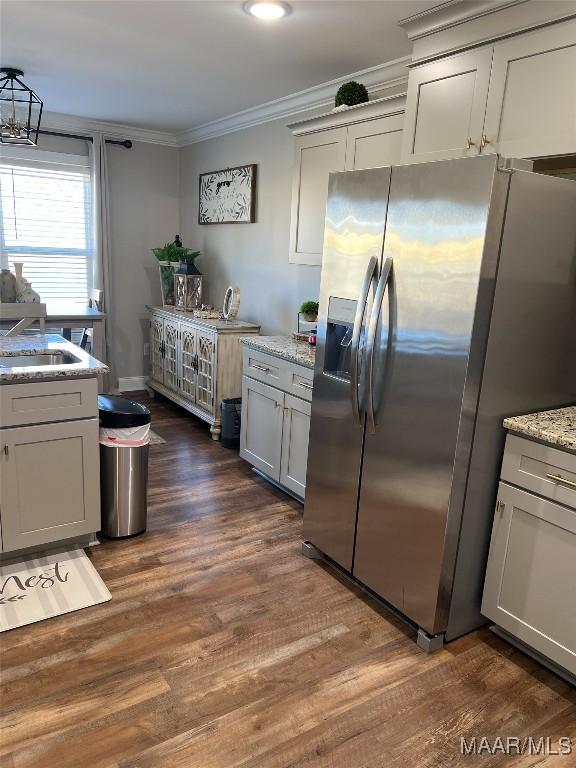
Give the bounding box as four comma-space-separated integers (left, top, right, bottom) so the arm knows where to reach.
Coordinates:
153, 236, 200, 306
300, 300, 319, 323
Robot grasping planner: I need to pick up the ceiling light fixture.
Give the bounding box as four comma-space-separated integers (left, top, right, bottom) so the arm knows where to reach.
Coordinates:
243, 1, 292, 21
0, 68, 43, 146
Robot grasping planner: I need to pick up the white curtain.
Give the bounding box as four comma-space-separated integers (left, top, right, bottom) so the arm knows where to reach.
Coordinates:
89, 133, 112, 384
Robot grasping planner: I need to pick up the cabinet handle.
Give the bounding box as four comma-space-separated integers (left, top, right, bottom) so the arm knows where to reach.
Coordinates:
297, 381, 313, 390
466, 137, 476, 149
481, 134, 491, 148
252, 364, 270, 373
3, 445, 8, 458
546, 473, 576, 490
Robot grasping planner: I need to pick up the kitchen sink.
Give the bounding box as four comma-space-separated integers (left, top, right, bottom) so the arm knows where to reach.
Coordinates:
0, 352, 80, 368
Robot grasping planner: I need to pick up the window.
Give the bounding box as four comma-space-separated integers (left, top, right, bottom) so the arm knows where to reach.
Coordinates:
0, 150, 93, 303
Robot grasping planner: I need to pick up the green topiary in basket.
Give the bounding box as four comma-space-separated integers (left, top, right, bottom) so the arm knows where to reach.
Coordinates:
335, 81, 369, 108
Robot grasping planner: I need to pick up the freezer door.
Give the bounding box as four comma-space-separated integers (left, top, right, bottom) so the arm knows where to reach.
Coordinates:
353, 156, 501, 633
303, 167, 391, 571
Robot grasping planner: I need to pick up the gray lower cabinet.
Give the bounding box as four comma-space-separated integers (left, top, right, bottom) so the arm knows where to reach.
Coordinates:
240, 377, 284, 481
240, 348, 312, 500
482, 436, 576, 677
0, 400, 100, 554
280, 394, 311, 498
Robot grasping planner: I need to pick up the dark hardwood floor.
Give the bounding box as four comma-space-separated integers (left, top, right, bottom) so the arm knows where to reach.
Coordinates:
1, 393, 574, 768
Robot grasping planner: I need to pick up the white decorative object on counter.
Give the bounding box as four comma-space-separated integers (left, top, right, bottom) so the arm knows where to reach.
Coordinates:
222, 286, 240, 321
14, 262, 41, 303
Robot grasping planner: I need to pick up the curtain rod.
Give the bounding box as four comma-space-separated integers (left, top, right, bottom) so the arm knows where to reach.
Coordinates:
38, 129, 133, 149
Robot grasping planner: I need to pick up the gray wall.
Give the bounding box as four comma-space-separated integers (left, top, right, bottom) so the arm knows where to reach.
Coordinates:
107, 140, 179, 383
179, 117, 321, 334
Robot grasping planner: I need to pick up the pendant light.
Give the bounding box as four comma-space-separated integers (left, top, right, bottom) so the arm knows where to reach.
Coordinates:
0, 68, 43, 146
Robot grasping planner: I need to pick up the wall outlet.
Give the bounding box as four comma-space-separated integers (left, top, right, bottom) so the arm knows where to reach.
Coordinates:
143, 342, 150, 356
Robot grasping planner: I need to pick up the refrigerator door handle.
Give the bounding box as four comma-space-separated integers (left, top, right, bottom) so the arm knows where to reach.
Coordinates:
350, 256, 378, 426
366, 257, 393, 434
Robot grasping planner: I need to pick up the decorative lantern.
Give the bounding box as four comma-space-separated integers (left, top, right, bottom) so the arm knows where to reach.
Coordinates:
174, 263, 203, 311
0, 68, 43, 146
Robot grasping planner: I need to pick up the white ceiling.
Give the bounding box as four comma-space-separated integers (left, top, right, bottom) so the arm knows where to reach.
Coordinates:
1, 1, 440, 134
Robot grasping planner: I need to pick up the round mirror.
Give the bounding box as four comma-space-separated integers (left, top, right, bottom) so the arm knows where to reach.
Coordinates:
223, 286, 240, 320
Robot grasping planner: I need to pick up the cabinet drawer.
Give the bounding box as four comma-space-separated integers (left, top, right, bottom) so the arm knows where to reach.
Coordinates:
243, 349, 283, 387
482, 482, 576, 676
502, 434, 576, 508
285, 365, 314, 402
243, 347, 314, 401
0, 378, 98, 427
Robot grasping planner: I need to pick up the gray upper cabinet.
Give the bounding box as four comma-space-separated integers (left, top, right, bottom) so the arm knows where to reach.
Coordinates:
288, 97, 405, 266
402, 17, 576, 164
401, 48, 493, 163
482, 19, 576, 159
344, 114, 404, 171
289, 128, 347, 266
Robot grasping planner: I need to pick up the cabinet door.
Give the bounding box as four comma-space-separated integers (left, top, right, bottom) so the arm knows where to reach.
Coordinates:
345, 114, 404, 171
0, 419, 100, 553
482, 482, 576, 676
289, 127, 346, 265
195, 330, 216, 414
482, 20, 576, 158
163, 318, 180, 391
150, 315, 164, 384
240, 377, 284, 482
180, 324, 197, 402
279, 394, 311, 499
401, 48, 493, 163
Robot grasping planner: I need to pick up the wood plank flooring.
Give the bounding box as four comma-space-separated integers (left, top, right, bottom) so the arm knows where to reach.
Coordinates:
1, 393, 574, 767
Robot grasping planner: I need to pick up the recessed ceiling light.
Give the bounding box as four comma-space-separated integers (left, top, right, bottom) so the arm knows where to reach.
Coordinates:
243, 1, 292, 21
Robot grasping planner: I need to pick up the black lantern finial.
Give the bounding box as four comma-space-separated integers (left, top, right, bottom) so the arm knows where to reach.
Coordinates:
0, 68, 43, 146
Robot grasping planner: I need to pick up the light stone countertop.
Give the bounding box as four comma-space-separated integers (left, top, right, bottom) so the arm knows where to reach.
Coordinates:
503, 406, 576, 452
240, 335, 316, 369
0, 334, 109, 382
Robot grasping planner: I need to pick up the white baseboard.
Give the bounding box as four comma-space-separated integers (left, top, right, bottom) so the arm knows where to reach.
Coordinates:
118, 376, 148, 392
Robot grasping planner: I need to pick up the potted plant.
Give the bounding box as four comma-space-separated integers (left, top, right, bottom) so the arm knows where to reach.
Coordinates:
334, 81, 369, 110
300, 300, 319, 323
152, 238, 200, 306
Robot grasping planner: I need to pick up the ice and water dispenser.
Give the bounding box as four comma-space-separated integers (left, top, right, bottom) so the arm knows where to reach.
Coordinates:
323, 296, 358, 381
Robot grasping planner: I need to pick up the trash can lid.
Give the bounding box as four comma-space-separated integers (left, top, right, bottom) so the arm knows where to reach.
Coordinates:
98, 394, 151, 428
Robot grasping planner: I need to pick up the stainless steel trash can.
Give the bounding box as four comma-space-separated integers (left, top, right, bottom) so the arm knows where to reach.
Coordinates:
98, 395, 151, 538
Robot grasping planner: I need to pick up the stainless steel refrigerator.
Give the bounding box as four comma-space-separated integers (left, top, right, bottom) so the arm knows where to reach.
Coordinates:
303, 155, 576, 650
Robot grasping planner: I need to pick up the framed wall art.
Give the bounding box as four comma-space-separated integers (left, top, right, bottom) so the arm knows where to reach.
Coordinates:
198, 164, 257, 224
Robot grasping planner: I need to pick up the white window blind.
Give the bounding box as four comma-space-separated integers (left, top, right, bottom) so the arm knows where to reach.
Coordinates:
0, 150, 93, 303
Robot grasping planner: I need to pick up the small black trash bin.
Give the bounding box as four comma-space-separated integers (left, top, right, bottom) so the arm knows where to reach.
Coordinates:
220, 397, 242, 449
98, 395, 151, 538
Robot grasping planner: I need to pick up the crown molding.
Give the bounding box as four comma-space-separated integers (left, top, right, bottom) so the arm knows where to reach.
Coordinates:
41, 111, 179, 147
400, 0, 576, 66
398, 0, 528, 41
176, 57, 411, 146
288, 93, 406, 136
